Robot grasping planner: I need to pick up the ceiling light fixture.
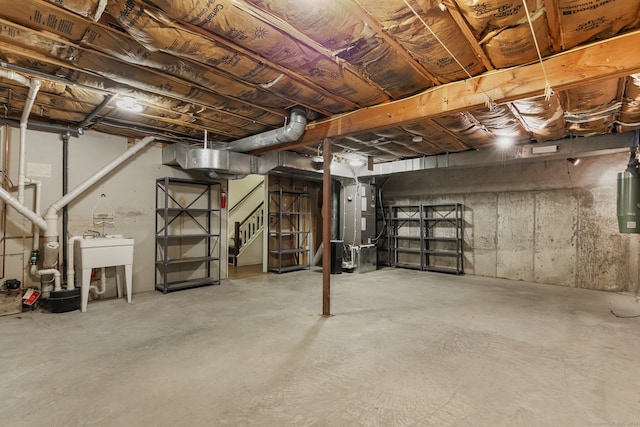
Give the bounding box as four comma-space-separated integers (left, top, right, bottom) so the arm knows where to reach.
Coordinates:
412, 135, 423, 143
568, 158, 581, 166
497, 137, 514, 149
349, 158, 365, 167
116, 97, 143, 113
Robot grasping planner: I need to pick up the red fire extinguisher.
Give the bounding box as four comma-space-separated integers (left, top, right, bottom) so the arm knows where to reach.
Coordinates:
221, 190, 227, 209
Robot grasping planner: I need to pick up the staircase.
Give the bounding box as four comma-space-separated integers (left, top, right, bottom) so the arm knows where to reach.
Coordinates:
229, 202, 264, 266
228, 178, 265, 266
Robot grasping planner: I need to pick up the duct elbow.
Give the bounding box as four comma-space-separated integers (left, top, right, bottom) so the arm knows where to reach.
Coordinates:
279, 107, 308, 142
227, 107, 308, 153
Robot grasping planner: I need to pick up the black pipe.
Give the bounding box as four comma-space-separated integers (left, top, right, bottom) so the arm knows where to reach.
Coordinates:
0, 118, 80, 137
78, 94, 116, 130
61, 132, 69, 281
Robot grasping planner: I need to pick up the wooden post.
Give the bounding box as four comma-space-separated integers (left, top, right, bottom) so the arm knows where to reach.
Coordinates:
322, 138, 331, 317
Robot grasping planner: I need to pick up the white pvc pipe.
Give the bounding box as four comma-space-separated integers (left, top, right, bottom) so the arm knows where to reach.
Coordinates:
18, 79, 41, 204
66, 236, 82, 290
45, 135, 156, 240
37, 268, 60, 290
42, 241, 61, 292
89, 267, 107, 295
0, 186, 47, 230
0, 69, 30, 87
23, 179, 42, 251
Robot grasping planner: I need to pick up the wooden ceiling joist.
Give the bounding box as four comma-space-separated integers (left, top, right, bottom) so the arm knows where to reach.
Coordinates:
253, 30, 640, 154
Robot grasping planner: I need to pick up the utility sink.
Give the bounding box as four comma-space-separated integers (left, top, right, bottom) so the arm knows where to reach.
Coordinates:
75, 237, 134, 269
74, 237, 135, 313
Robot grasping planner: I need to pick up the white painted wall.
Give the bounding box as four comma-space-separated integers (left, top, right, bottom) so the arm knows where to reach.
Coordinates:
0, 126, 228, 296
228, 175, 264, 208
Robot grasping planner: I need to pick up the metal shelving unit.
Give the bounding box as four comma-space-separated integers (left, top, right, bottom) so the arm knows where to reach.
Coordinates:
155, 177, 221, 293
388, 205, 423, 270
422, 204, 464, 274
268, 189, 311, 273
387, 203, 464, 274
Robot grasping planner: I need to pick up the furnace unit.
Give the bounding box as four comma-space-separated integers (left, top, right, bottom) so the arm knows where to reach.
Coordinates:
340, 183, 377, 273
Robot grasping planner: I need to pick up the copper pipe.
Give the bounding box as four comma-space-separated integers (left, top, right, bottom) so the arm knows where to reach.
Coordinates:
322, 138, 331, 317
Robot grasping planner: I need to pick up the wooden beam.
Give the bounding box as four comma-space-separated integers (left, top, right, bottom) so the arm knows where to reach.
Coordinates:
252, 30, 640, 154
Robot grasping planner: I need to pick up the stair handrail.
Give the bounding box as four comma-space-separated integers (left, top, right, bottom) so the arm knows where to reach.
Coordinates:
229, 181, 264, 213
239, 200, 264, 228
231, 201, 264, 265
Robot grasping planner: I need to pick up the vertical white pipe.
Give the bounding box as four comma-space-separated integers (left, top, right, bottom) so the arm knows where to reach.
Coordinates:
66, 236, 82, 290
18, 79, 41, 204
23, 179, 42, 251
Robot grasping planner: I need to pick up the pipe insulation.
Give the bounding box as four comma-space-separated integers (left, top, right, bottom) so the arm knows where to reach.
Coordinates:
44, 135, 157, 239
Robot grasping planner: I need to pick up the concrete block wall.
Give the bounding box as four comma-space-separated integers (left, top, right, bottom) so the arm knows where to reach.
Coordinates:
382, 152, 640, 292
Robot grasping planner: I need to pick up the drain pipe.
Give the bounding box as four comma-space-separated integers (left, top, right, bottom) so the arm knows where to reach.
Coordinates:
18, 79, 41, 204
40, 136, 156, 289
65, 236, 82, 292
226, 107, 308, 153
62, 132, 70, 282
0, 70, 43, 221
90, 267, 108, 296
0, 186, 47, 230
23, 179, 42, 275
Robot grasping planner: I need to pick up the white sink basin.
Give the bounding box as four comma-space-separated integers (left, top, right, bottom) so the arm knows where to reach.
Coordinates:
75, 237, 134, 269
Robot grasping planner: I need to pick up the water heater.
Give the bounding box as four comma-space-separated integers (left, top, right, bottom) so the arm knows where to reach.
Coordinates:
617, 150, 640, 233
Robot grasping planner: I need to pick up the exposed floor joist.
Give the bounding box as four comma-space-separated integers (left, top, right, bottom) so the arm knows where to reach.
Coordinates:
252, 30, 640, 155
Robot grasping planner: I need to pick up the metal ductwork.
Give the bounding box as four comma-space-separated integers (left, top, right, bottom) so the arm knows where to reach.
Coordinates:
225, 107, 308, 153
163, 143, 260, 178
163, 143, 335, 178
163, 107, 311, 178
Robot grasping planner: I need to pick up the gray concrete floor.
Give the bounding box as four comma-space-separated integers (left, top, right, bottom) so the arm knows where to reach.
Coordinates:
2, 268, 640, 426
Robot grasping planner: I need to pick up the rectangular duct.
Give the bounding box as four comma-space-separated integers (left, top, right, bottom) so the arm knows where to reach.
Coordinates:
163, 143, 354, 178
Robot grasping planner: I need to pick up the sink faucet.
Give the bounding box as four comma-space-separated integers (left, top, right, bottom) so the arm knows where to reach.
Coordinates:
82, 230, 102, 239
